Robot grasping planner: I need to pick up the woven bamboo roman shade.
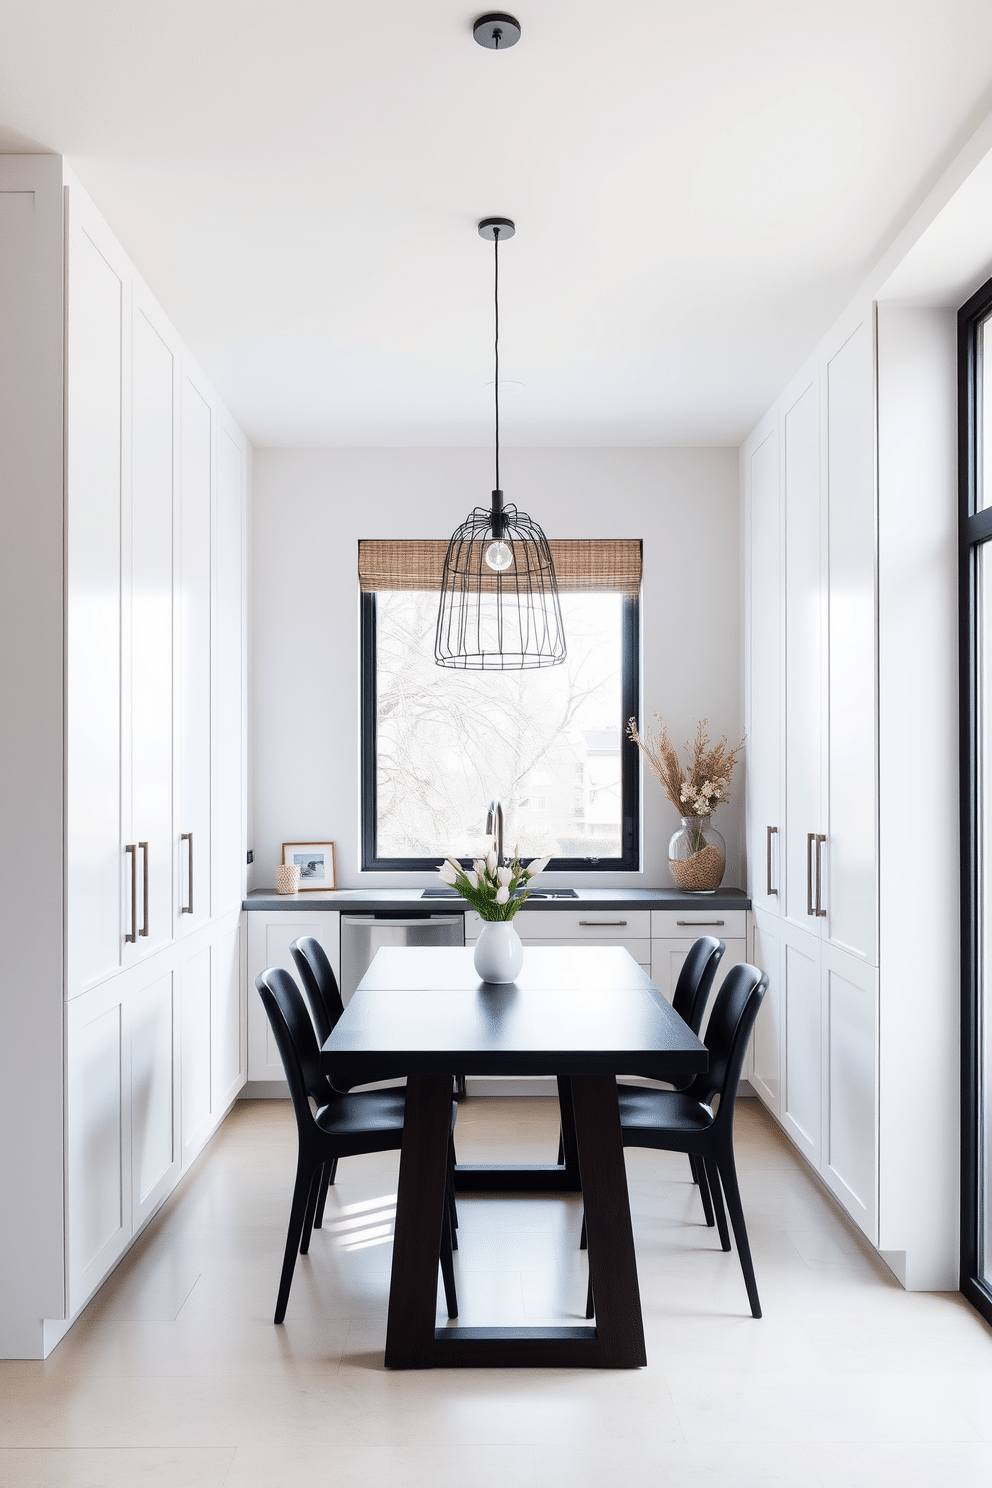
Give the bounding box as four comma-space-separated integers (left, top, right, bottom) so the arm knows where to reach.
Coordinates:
358, 538, 641, 596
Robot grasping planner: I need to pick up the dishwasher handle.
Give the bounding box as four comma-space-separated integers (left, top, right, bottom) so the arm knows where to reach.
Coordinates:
341, 914, 463, 927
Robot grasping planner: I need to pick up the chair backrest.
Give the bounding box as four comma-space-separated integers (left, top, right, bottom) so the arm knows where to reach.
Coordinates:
685, 961, 768, 1117
255, 967, 327, 1136
671, 935, 725, 1035
290, 936, 344, 1046
255, 965, 335, 1113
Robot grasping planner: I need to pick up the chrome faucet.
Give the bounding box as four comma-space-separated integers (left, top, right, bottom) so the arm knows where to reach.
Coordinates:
486, 798, 504, 866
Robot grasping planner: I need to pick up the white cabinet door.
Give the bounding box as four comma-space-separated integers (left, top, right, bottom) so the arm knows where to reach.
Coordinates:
745, 425, 784, 913
783, 378, 825, 935
180, 945, 212, 1168
247, 912, 341, 1081
128, 297, 175, 960
178, 371, 213, 934
650, 937, 748, 1036
750, 908, 783, 1117
66, 980, 131, 1314
65, 200, 126, 999
781, 923, 822, 1165
213, 425, 245, 918
212, 922, 245, 1116
821, 944, 878, 1240
130, 966, 180, 1230
824, 318, 878, 965
181, 922, 245, 1170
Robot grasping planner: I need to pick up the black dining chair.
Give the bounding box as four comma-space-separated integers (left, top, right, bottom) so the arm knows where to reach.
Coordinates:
604, 961, 769, 1319
255, 965, 458, 1325
570, 935, 725, 1192
290, 935, 461, 1240
290, 934, 344, 1048
622, 934, 725, 1202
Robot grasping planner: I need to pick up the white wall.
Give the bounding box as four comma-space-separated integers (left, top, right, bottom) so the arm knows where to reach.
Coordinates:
251, 446, 740, 890
876, 304, 960, 1289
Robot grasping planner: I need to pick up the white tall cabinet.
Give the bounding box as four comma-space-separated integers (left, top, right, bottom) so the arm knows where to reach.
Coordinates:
0, 156, 249, 1357
744, 306, 881, 1250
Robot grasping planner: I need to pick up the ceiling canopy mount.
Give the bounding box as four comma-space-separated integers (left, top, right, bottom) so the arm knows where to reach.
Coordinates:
473, 13, 521, 49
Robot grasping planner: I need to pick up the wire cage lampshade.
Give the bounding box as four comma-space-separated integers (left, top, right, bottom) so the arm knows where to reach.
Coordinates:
435, 216, 566, 670
434, 489, 566, 669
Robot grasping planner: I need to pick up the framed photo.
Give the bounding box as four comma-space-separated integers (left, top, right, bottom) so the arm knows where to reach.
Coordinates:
281, 841, 336, 891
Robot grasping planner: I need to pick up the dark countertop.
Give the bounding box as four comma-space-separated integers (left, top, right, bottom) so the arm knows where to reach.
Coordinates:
243, 886, 751, 914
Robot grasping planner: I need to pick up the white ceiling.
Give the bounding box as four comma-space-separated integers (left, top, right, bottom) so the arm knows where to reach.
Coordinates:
5, 1, 992, 448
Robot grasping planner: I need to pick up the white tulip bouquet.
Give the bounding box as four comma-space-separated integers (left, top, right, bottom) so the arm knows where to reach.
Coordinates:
438, 848, 551, 921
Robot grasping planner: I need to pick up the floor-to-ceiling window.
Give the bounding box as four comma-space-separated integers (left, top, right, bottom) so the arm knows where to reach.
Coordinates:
960, 279, 992, 1318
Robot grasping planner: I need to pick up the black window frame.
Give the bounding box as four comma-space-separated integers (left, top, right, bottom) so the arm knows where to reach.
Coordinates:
360, 588, 641, 873
959, 272, 992, 1324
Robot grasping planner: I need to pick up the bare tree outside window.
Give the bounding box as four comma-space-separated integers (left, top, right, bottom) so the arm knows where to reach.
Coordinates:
374, 591, 624, 861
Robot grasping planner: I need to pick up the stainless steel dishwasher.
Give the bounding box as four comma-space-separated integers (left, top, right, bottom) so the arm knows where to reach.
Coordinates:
340, 914, 464, 1005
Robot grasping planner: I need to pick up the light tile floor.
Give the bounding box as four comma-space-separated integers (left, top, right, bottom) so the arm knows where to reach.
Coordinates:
2, 1096, 991, 1486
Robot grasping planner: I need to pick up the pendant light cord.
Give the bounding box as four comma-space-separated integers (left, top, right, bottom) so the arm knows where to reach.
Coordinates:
494, 226, 500, 494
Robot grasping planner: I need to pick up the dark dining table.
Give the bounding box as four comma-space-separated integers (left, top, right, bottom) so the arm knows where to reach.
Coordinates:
320, 944, 707, 1369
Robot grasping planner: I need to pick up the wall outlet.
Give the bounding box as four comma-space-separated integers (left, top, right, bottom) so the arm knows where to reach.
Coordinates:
246, 849, 254, 864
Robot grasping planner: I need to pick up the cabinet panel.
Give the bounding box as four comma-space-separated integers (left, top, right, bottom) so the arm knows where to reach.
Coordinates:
750, 910, 783, 1116
213, 427, 244, 917
782, 928, 821, 1164
825, 320, 877, 964
130, 969, 179, 1227
823, 947, 878, 1239
180, 947, 212, 1167
512, 909, 651, 939
66, 216, 124, 997
66, 985, 130, 1312
650, 938, 747, 1037
212, 925, 244, 1114
783, 380, 823, 932
651, 909, 748, 939
247, 912, 340, 1080
746, 428, 783, 911
178, 374, 212, 932
129, 304, 175, 957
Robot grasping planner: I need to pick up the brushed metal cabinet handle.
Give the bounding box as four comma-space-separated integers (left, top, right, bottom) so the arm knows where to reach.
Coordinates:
139, 842, 149, 937
766, 825, 778, 896
807, 832, 815, 916
125, 844, 137, 943
677, 920, 725, 927
181, 832, 193, 915
814, 833, 827, 917
579, 920, 627, 927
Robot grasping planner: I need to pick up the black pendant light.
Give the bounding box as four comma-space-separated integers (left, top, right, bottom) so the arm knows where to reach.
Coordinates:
435, 219, 566, 670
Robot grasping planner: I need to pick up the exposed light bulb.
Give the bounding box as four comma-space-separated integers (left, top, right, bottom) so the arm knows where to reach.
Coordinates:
484, 540, 514, 572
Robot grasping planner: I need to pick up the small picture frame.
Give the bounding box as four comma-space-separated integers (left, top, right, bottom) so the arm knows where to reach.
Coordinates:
281, 841, 336, 892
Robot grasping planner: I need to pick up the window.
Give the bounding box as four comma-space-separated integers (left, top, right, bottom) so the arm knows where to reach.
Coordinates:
360, 539, 640, 871
960, 277, 992, 1324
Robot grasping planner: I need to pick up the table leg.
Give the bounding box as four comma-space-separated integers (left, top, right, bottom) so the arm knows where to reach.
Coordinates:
383, 1074, 452, 1369
570, 1075, 647, 1368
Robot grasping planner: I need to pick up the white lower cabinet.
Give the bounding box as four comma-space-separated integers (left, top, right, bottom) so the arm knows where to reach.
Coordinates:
129, 967, 180, 1231
751, 917, 879, 1243
749, 908, 783, 1116
66, 914, 245, 1319
782, 925, 823, 1167
650, 909, 748, 1038
247, 910, 341, 1083
178, 924, 244, 1170
821, 944, 877, 1239
66, 979, 131, 1315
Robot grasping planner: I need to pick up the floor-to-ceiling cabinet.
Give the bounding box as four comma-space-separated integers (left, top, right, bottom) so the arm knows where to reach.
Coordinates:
744, 305, 879, 1244
0, 156, 249, 1356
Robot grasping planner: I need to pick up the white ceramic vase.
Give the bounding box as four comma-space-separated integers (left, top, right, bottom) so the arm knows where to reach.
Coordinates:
473, 921, 524, 983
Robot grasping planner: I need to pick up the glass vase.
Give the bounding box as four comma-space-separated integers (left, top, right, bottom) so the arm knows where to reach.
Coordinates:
668, 816, 726, 894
